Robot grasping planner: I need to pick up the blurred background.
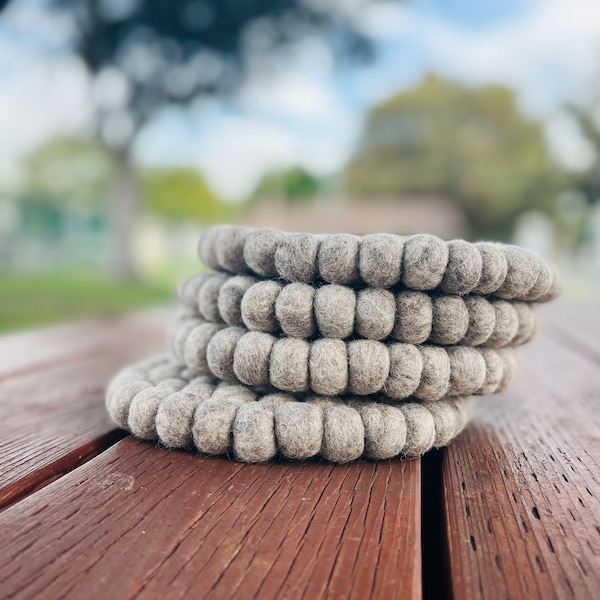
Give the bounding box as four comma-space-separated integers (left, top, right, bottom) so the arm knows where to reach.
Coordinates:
1, 0, 599, 332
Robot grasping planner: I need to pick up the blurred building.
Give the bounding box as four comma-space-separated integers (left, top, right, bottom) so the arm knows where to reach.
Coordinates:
241, 196, 468, 239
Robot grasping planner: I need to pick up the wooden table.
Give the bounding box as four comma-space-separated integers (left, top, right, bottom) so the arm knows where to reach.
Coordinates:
0, 302, 598, 599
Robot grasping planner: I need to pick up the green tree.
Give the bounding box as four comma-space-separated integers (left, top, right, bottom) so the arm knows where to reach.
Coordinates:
251, 166, 321, 202
345, 76, 562, 239
141, 168, 234, 223
0, 0, 375, 278
20, 137, 113, 209
568, 101, 600, 203
20, 137, 232, 223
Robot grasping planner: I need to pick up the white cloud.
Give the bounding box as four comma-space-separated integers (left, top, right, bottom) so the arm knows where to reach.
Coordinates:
137, 69, 361, 200
363, 0, 600, 117
190, 111, 359, 200
193, 117, 300, 199
2, 0, 600, 198
242, 72, 342, 122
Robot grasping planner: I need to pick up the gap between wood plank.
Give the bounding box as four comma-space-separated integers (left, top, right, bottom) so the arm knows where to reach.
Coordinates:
0, 429, 128, 511
421, 449, 452, 600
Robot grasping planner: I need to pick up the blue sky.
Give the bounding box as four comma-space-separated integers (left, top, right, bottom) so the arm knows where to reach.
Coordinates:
0, 0, 599, 199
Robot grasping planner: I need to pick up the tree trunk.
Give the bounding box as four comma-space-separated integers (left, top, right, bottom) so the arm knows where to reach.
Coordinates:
108, 148, 139, 280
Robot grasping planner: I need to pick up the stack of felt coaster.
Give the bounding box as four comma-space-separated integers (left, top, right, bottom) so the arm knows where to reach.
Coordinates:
106, 226, 560, 463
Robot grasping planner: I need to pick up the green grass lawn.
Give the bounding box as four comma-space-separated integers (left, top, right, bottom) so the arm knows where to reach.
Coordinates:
0, 270, 175, 333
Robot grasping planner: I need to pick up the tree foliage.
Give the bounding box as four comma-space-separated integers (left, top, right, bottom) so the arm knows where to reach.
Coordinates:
140, 167, 234, 222
20, 0, 373, 147
0, 0, 378, 277
19, 137, 113, 209
568, 102, 600, 202
345, 76, 562, 238
251, 166, 321, 202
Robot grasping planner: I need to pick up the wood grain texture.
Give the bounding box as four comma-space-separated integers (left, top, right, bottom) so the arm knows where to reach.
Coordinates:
0, 307, 172, 380
0, 438, 422, 600
0, 311, 171, 509
443, 327, 600, 600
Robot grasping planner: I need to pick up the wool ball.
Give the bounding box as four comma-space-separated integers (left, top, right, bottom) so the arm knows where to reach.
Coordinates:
430, 295, 470, 345
214, 226, 251, 273
526, 260, 555, 301
217, 275, 257, 327
178, 273, 209, 313
399, 404, 436, 457
310, 395, 337, 409
447, 347, 486, 396
105, 372, 132, 405
359, 403, 407, 460
233, 403, 277, 463
179, 369, 199, 382
184, 322, 224, 373
275, 282, 316, 338
149, 363, 184, 384
358, 234, 404, 287
107, 380, 151, 429
309, 338, 348, 396
158, 377, 188, 393
171, 317, 202, 361
497, 349, 520, 391
317, 234, 360, 285
269, 337, 311, 392
402, 234, 449, 290
192, 389, 251, 455
511, 302, 537, 345
233, 331, 275, 386
275, 401, 323, 459
197, 226, 228, 270
187, 375, 217, 389
496, 246, 539, 300
241, 280, 282, 333
485, 300, 519, 347
314, 285, 356, 339
128, 387, 172, 440
243, 228, 285, 277
461, 296, 496, 346
348, 340, 390, 395
473, 243, 508, 295
211, 384, 257, 404
322, 405, 365, 463
356, 288, 396, 340
536, 263, 561, 302
385, 343, 423, 399
392, 291, 433, 344
441, 240, 483, 295
454, 397, 476, 428
258, 393, 292, 409
414, 346, 451, 401
428, 401, 461, 448
156, 387, 212, 448
274, 233, 320, 282
206, 327, 246, 382
198, 273, 229, 323
477, 348, 505, 394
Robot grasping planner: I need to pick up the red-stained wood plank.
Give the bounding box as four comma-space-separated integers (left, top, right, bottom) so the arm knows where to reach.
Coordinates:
0, 307, 172, 380
0, 311, 172, 509
442, 327, 600, 600
0, 439, 422, 600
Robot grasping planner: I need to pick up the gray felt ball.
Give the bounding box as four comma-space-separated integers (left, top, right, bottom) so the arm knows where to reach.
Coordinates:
318, 233, 360, 285
243, 228, 285, 277
358, 234, 404, 288
274, 233, 320, 282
